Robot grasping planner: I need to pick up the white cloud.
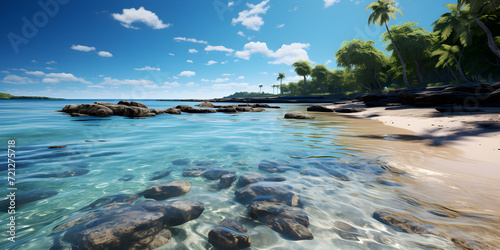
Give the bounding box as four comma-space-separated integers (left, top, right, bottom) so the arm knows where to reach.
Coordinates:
237, 31, 245, 37
98, 51, 113, 57
169, 53, 175, 56
212, 82, 249, 89
31, 60, 37, 63
189, 48, 198, 53
325, 60, 332, 65
238, 76, 245, 79
201, 79, 209, 82
112, 7, 170, 29
88, 85, 105, 88
100, 77, 153, 86
134, 66, 160, 71
259, 72, 268, 75
46, 61, 57, 64
173, 37, 208, 44
1, 70, 9, 74
228, 2, 234, 7
232, 0, 270, 31
206, 60, 217, 65
324, 0, 341, 7
269, 43, 310, 65
25, 71, 45, 77
2, 75, 37, 84
179, 71, 196, 77
211, 78, 230, 82
222, 73, 232, 76
234, 59, 239, 62
71, 45, 96, 52
186, 82, 196, 86
172, 76, 179, 79
205, 45, 234, 54
187, 60, 193, 63
163, 81, 180, 87
45, 67, 55, 70
221, 61, 228, 64
235, 41, 273, 60
43, 73, 92, 84
276, 24, 285, 28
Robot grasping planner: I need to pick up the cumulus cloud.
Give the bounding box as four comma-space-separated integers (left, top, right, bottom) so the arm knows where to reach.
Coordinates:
232, 0, 270, 31
163, 81, 180, 87
134, 66, 160, 71
187, 60, 193, 63
212, 82, 249, 89
112, 7, 170, 29
206, 60, 217, 65
259, 72, 268, 75
324, 0, 341, 7
46, 61, 57, 64
237, 31, 245, 37
235, 41, 310, 65
221, 61, 228, 64
211, 78, 230, 82
276, 24, 285, 28
98, 51, 113, 57
205, 45, 234, 54
25, 71, 46, 77
100, 77, 153, 86
173, 37, 208, 44
2, 75, 37, 84
222, 73, 232, 76
188, 48, 198, 53
43, 73, 92, 84
71, 45, 96, 52
201, 79, 209, 82
169, 53, 175, 56
238, 76, 245, 79
228, 1, 234, 7
186, 82, 196, 86
179, 71, 196, 77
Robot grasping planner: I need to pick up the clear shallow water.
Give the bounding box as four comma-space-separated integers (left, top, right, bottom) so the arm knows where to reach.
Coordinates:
0, 99, 499, 249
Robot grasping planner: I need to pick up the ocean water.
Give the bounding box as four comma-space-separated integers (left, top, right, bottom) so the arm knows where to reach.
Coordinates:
0, 99, 499, 249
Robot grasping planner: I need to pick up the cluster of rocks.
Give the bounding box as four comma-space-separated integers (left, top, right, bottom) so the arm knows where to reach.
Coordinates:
306, 105, 366, 113
53, 179, 203, 249
60, 101, 281, 118
359, 82, 500, 112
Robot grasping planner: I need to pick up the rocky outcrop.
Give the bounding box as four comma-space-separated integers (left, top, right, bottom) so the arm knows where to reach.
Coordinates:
208, 219, 251, 249
79, 194, 139, 211
236, 172, 286, 187
284, 112, 314, 119
333, 107, 366, 113
142, 180, 191, 200
175, 105, 216, 113
218, 174, 237, 189
258, 159, 301, 173
198, 101, 215, 108
372, 210, 431, 234
307, 105, 334, 112
61, 101, 156, 117
235, 182, 299, 207
55, 200, 204, 249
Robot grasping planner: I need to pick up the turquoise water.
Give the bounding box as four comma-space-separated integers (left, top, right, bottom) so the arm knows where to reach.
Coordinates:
0, 99, 499, 249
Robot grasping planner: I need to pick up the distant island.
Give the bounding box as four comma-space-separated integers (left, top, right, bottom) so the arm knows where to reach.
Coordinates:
0, 92, 63, 99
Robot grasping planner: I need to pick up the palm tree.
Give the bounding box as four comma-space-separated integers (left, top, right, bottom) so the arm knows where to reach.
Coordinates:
457, 0, 500, 59
292, 60, 312, 94
432, 44, 467, 82
258, 84, 263, 93
365, 0, 410, 88
276, 73, 286, 95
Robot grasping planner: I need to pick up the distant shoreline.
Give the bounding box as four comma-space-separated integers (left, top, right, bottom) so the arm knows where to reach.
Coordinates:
0, 92, 63, 99
159, 93, 359, 104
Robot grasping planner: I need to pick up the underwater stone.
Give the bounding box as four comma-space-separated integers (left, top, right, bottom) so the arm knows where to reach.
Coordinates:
143, 180, 191, 201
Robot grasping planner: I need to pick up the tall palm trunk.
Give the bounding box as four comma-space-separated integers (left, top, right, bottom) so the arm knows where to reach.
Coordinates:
279, 78, 283, 95
414, 59, 425, 84
472, 14, 500, 59
455, 52, 470, 82
385, 24, 410, 88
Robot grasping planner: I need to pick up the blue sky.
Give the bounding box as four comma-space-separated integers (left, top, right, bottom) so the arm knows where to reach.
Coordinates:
0, 0, 449, 99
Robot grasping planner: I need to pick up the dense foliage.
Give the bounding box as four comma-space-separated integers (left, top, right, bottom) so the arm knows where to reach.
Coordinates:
277, 0, 500, 95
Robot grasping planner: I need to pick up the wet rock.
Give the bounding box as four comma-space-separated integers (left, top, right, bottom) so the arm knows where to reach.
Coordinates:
49, 145, 67, 149
65, 104, 114, 117
182, 167, 206, 177
208, 219, 251, 250
198, 101, 215, 108
372, 210, 431, 234
333, 108, 366, 113
118, 100, 149, 109
376, 178, 402, 187
0, 190, 58, 212
150, 169, 173, 181
118, 174, 135, 182
258, 159, 300, 173
173, 158, 191, 165
307, 105, 334, 112
164, 107, 182, 114
29, 168, 89, 178
451, 237, 486, 250
300, 169, 325, 177
259, 215, 313, 240
333, 221, 361, 241
59, 200, 203, 249
218, 174, 237, 189
175, 105, 216, 113
284, 112, 314, 119
217, 107, 238, 113
249, 201, 309, 227
201, 169, 236, 180
143, 180, 191, 200
235, 182, 299, 207
236, 172, 286, 187
194, 160, 216, 166
123, 106, 156, 117
79, 194, 139, 211
70, 113, 89, 117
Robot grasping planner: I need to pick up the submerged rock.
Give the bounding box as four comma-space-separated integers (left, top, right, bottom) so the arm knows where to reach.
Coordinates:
118, 174, 135, 182
259, 215, 313, 240
58, 200, 203, 249
79, 194, 139, 211
182, 167, 206, 177
218, 174, 237, 189
0, 190, 58, 212
236, 172, 286, 187
258, 159, 300, 173
372, 210, 431, 234
201, 169, 236, 180
208, 219, 251, 249
235, 182, 299, 207
284, 112, 314, 119
29, 168, 89, 178
172, 158, 191, 165
143, 180, 191, 200
150, 169, 173, 181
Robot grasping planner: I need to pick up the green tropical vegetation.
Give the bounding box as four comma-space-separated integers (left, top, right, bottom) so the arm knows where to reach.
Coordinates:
272, 0, 500, 96
0, 92, 61, 99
